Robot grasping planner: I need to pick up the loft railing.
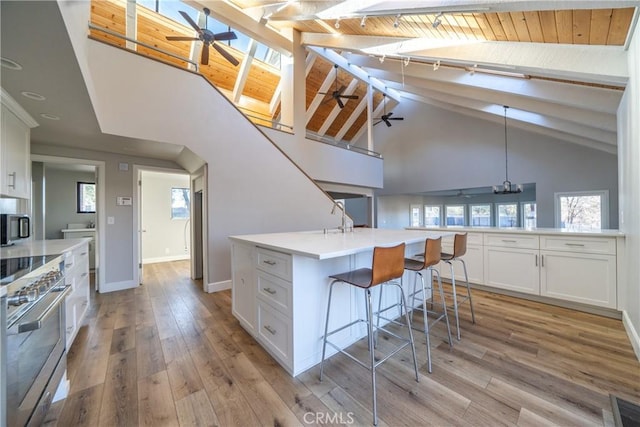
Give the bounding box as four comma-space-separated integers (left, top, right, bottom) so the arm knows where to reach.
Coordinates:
87, 22, 381, 159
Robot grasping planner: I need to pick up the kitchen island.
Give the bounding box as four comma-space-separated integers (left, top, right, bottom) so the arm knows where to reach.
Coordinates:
229, 228, 451, 376
406, 226, 625, 316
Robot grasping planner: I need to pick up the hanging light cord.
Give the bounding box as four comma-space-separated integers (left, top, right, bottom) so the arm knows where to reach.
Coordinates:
503, 105, 509, 183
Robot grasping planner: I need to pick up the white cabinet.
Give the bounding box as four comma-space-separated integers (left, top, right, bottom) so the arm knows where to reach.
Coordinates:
1, 91, 37, 199
63, 241, 90, 348
484, 246, 540, 294
439, 232, 484, 284
540, 236, 617, 309
62, 230, 96, 269
231, 242, 256, 334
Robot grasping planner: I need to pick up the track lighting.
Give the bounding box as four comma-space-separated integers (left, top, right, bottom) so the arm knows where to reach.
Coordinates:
360, 15, 367, 28
433, 60, 440, 71
403, 56, 410, 66
432, 12, 443, 28
334, 18, 340, 29
393, 14, 401, 28
379, 54, 385, 63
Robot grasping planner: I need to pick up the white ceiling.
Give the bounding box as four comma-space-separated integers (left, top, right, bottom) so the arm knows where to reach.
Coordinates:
1, 1, 636, 162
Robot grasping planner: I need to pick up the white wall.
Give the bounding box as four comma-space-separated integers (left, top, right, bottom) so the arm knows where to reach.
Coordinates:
261, 128, 383, 188
366, 101, 619, 228
618, 21, 640, 358
58, 2, 342, 287
141, 171, 190, 263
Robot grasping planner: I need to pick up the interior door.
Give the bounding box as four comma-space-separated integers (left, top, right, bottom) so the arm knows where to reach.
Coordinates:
193, 190, 203, 280
138, 175, 144, 284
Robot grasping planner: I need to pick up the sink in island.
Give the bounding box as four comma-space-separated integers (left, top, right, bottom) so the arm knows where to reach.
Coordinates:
229, 228, 452, 376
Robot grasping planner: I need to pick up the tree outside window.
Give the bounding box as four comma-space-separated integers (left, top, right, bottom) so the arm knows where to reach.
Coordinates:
470, 204, 491, 226
556, 192, 606, 229
171, 187, 190, 219
497, 203, 518, 227
77, 182, 96, 213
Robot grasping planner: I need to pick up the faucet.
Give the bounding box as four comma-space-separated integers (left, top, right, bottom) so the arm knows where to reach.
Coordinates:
331, 201, 350, 233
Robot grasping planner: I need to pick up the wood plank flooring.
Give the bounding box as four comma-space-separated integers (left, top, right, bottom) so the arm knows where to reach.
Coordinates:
44, 261, 640, 426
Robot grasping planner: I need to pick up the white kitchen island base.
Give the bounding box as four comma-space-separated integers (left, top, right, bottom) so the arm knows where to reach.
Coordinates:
230, 228, 451, 376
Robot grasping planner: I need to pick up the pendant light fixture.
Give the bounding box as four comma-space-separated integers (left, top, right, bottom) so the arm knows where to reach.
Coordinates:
493, 105, 523, 194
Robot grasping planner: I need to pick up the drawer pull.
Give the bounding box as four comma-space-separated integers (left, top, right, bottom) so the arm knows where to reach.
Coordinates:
541, 255, 545, 267
535, 254, 538, 267
564, 243, 585, 247
263, 260, 277, 266
81, 252, 87, 256
263, 287, 277, 295
264, 325, 277, 335
501, 239, 517, 243
7, 172, 16, 189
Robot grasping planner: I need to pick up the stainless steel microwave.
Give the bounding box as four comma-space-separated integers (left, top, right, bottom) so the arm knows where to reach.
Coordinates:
0, 214, 30, 246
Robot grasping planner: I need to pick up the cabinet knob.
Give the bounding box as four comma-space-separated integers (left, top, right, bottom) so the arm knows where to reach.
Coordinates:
264, 325, 277, 335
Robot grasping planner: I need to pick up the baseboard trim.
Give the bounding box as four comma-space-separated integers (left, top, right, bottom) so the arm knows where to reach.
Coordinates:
99, 279, 138, 293
622, 310, 640, 362
142, 254, 190, 264
206, 279, 231, 293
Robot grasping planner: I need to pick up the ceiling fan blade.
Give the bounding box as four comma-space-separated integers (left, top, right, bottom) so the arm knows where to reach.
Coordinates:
386, 112, 394, 118
214, 31, 237, 41
179, 11, 203, 34
336, 85, 346, 95
166, 36, 199, 41
389, 117, 404, 121
201, 44, 209, 65
336, 98, 344, 109
373, 120, 382, 126
384, 119, 392, 127
339, 95, 359, 100
212, 42, 240, 66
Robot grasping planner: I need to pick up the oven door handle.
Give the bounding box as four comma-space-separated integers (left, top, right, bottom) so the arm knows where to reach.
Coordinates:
17, 285, 72, 333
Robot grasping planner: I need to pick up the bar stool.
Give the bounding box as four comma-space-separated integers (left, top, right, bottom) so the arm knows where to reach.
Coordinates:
320, 243, 419, 426
441, 233, 476, 340
404, 237, 452, 373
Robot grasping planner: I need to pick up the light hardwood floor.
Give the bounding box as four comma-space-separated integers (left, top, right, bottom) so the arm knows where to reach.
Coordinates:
44, 260, 640, 426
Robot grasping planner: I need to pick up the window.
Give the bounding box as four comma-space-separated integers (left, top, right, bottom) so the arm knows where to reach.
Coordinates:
445, 205, 465, 226
555, 191, 608, 229
424, 205, 441, 226
171, 187, 190, 219
470, 204, 491, 226
522, 202, 537, 229
497, 203, 518, 227
410, 204, 422, 227
77, 182, 96, 213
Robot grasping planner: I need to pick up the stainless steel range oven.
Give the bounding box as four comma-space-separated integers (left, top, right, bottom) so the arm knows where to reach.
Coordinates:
1, 255, 70, 427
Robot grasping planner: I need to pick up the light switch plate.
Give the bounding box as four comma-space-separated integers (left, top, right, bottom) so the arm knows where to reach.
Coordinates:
107, 216, 115, 225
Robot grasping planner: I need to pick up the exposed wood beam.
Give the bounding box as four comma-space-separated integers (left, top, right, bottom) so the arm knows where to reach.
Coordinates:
302, 34, 629, 86
335, 96, 367, 141
305, 46, 402, 102
126, 0, 136, 51
233, 39, 258, 103
306, 67, 337, 124
317, 78, 359, 136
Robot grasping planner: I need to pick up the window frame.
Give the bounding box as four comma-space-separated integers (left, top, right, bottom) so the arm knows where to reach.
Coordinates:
423, 205, 442, 227
496, 202, 518, 228
76, 181, 96, 214
410, 204, 422, 227
521, 201, 537, 229
444, 204, 466, 226
170, 187, 190, 220
469, 203, 492, 227
554, 190, 609, 229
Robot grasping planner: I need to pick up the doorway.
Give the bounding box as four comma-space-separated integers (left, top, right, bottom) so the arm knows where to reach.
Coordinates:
135, 167, 192, 285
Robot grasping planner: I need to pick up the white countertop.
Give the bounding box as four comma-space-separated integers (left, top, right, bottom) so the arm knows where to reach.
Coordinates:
230, 228, 454, 259
0, 238, 91, 259
406, 226, 625, 238
61, 228, 96, 233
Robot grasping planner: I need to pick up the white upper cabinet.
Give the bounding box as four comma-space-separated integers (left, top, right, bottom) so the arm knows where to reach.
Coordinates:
1, 89, 38, 199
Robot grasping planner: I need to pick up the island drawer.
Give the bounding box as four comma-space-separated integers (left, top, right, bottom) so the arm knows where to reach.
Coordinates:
540, 236, 616, 255
257, 300, 292, 366
256, 247, 292, 281
257, 271, 292, 315
484, 233, 539, 249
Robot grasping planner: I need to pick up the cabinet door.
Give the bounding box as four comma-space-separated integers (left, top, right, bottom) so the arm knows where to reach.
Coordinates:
540, 251, 616, 308
484, 247, 540, 294
1, 105, 30, 198
231, 243, 256, 333
438, 244, 484, 284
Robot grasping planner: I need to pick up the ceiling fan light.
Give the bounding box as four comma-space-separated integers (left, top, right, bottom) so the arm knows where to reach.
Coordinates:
393, 14, 401, 28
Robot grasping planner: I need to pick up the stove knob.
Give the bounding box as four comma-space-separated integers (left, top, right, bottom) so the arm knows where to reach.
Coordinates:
26, 288, 38, 302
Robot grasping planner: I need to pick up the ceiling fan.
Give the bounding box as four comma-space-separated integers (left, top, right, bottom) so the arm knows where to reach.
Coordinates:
374, 94, 404, 127
166, 8, 239, 67
319, 64, 359, 109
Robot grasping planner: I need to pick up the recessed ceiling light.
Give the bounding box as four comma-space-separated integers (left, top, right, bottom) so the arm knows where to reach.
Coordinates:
1, 57, 22, 70
21, 91, 46, 101
40, 113, 60, 121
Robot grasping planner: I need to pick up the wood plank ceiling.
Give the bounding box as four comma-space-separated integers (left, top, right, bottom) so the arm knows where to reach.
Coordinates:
90, 0, 635, 143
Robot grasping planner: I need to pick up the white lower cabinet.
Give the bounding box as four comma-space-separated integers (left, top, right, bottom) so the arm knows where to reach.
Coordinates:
256, 299, 292, 365
484, 246, 540, 295
231, 243, 256, 334
539, 237, 617, 309
64, 241, 90, 348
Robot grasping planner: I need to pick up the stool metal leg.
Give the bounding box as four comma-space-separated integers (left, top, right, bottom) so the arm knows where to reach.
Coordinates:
431, 268, 453, 349
459, 259, 476, 324
320, 280, 337, 382
416, 271, 432, 373
448, 260, 461, 341
366, 288, 378, 426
